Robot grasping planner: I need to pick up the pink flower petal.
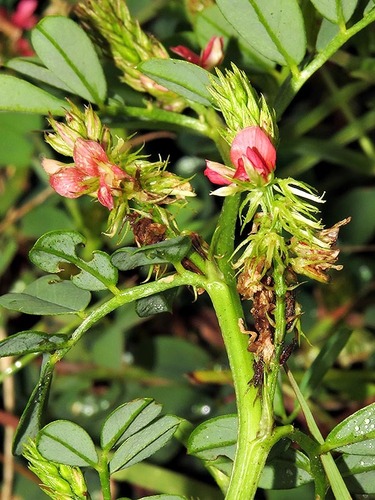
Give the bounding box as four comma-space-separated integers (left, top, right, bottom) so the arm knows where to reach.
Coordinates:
170, 45, 200, 65
201, 36, 224, 70
244, 146, 269, 177
97, 183, 114, 210
233, 158, 249, 181
73, 138, 107, 176
49, 168, 89, 198
109, 163, 128, 179
42, 157, 67, 175
204, 160, 234, 185
171, 37, 224, 70
230, 126, 276, 179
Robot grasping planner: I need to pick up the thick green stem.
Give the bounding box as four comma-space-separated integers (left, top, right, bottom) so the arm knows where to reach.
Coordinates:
206, 279, 265, 500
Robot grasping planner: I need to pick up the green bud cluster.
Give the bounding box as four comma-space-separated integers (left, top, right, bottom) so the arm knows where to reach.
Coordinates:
208, 64, 278, 145
23, 440, 90, 500
45, 101, 112, 157
75, 0, 185, 110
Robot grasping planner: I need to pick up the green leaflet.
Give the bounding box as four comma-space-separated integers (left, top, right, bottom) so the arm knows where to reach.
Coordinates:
37, 420, 99, 467
31, 16, 107, 104
140, 59, 214, 106
216, 0, 306, 67
0, 275, 91, 315
0, 75, 66, 115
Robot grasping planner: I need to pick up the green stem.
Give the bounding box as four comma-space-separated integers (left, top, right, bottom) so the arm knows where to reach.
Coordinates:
274, 8, 375, 117
0, 352, 39, 384
97, 456, 112, 500
206, 279, 264, 500
210, 194, 241, 275
105, 103, 213, 137
287, 368, 351, 499
53, 272, 207, 362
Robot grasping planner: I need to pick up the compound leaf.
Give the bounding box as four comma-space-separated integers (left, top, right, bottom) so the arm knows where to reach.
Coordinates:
101, 399, 162, 451
109, 415, 180, 473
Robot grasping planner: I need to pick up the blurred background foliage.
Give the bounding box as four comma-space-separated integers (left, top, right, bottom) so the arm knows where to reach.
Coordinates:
0, 0, 374, 498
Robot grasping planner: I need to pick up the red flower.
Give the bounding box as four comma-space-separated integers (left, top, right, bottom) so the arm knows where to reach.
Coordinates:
204, 126, 276, 189
171, 36, 224, 70
43, 139, 129, 210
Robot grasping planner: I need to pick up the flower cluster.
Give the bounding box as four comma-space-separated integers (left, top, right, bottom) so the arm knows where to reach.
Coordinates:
202, 66, 348, 294
43, 138, 130, 210
43, 103, 126, 210
42, 104, 194, 231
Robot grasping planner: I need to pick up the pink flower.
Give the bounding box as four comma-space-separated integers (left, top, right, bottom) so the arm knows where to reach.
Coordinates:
204, 127, 276, 188
43, 139, 129, 210
231, 126, 276, 181
0, 0, 37, 56
204, 161, 235, 186
10, 0, 38, 30
170, 36, 224, 70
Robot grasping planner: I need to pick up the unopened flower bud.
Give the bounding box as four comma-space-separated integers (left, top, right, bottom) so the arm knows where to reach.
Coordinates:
208, 65, 278, 144
85, 106, 102, 142
45, 120, 81, 156
76, 0, 185, 110
22, 440, 89, 500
